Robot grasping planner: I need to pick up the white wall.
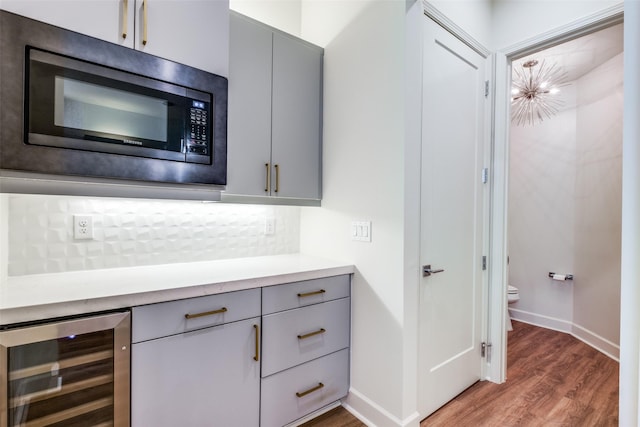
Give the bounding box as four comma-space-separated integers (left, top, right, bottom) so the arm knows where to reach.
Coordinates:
229, 0, 301, 36
428, 0, 492, 47
572, 52, 622, 352
491, 0, 622, 50
508, 85, 578, 328
299, 0, 414, 424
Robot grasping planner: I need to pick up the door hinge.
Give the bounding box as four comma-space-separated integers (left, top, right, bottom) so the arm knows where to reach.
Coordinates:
482, 167, 489, 184
482, 256, 487, 271
484, 80, 490, 98
481, 342, 492, 359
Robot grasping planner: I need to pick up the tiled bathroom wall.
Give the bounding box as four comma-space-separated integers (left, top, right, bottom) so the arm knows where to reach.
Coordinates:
7, 195, 300, 276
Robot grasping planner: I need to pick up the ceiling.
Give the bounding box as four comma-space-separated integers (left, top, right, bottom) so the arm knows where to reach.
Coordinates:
512, 23, 624, 82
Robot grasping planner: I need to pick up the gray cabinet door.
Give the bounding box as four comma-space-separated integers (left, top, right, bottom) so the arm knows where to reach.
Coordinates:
131, 317, 261, 426
226, 13, 273, 197
0, 1, 229, 75
227, 13, 323, 201
0, 0, 135, 48
271, 32, 323, 200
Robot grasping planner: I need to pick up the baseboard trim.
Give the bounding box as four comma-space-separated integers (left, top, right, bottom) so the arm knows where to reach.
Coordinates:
344, 388, 421, 427
572, 323, 620, 361
509, 308, 620, 361
509, 308, 572, 333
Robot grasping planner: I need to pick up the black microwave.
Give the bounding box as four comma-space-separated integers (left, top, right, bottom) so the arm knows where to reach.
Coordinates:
28, 48, 214, 165
0, 11, 227, 187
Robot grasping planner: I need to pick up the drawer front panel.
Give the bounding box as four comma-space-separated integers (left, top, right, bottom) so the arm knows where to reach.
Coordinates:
262, 297, 350, 376
132, 288, 261, 343
260, 349, 349, 427
262, 275, 350, 315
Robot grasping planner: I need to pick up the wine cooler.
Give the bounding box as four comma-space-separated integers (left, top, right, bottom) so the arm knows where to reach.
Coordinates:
0, 311, 130, 427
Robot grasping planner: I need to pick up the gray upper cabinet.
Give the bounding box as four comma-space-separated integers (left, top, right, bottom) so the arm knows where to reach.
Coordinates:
0, 0, 229, 76
226, 12, 323, 204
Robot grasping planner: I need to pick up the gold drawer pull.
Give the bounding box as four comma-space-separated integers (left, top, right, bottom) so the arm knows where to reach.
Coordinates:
184, 307, 227, 320
142, 0, 148, 46
265, 163, 270, 192
253, 324, 260, 362
296, 382, 324, 398
122, 0, 128, 39
298, 328, 326, 340
297, 289, 326, 298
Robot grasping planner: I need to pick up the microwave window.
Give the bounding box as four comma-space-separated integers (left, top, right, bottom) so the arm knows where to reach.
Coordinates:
54, 76, 169, 143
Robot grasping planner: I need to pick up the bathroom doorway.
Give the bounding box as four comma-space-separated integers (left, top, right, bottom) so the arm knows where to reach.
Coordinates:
506, 23, 623, 359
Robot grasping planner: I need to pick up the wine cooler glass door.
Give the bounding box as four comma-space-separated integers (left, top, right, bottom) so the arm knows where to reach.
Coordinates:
0, 312, 130, 427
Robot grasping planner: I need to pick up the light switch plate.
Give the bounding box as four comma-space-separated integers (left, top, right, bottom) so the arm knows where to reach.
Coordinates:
351, 221, 372, 242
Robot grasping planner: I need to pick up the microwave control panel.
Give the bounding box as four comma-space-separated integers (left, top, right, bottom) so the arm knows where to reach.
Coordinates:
187, 100, 210, 156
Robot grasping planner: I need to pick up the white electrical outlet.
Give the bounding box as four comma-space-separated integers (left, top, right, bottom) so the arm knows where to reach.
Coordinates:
73, 215, 94, 240
264, 217, 275, 235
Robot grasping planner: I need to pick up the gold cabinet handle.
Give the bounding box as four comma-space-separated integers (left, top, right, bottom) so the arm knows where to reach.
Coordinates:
253, 324, 260, 361
265, 163, 270, 192
297, 289, 326, 298
296, 382, 324, 398
274, 164, 280, 193
142, 0, 148, 46
184, 307, 227, 320
122, 0, 128, 39
297, 328, 326, 340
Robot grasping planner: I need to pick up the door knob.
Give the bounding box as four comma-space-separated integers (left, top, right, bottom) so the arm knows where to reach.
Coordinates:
423, 265, 445, 277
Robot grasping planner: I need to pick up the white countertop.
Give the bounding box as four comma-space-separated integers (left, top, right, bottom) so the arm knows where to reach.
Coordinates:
0, 254, 354, 325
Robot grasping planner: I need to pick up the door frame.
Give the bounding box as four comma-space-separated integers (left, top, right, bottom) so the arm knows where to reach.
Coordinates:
489, 3, 624, 383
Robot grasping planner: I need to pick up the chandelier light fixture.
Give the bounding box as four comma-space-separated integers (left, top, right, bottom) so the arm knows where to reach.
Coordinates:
511, 59, 568, 126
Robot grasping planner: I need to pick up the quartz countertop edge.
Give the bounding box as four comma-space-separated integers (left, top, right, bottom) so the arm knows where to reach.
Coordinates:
0, 254, 355, 326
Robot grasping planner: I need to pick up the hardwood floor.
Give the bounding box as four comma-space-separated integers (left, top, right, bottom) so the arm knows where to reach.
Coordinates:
303, 321, 619, 426
301, 407, 366, 427
422, 321, 619, 426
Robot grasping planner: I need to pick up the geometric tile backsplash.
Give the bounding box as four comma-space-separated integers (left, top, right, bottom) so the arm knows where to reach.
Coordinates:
7, 195, 300, 276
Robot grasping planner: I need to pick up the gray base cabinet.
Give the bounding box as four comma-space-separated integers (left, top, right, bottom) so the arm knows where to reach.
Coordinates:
130, 276, 350, 426
261, 276, 351, 426
131, 289, 261, 426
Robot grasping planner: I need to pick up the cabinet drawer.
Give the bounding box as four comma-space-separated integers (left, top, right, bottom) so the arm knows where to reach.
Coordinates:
261, 348, 349, 427
262, 297, 350, 376
132, 288, 261, 343
262, 275, 350, 315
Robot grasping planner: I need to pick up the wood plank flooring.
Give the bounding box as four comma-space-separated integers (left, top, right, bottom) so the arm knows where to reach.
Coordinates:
303, 321, 619, 426
301, 406, 366, 427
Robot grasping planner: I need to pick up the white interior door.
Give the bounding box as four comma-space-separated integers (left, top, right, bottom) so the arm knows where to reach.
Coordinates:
418, 17, 489, 418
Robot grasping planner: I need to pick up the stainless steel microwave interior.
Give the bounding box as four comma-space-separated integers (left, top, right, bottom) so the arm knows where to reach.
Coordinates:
0, 11, 228, 186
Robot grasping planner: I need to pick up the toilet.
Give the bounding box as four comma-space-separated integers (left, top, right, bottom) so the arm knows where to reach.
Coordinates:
506, 285, 520, 331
